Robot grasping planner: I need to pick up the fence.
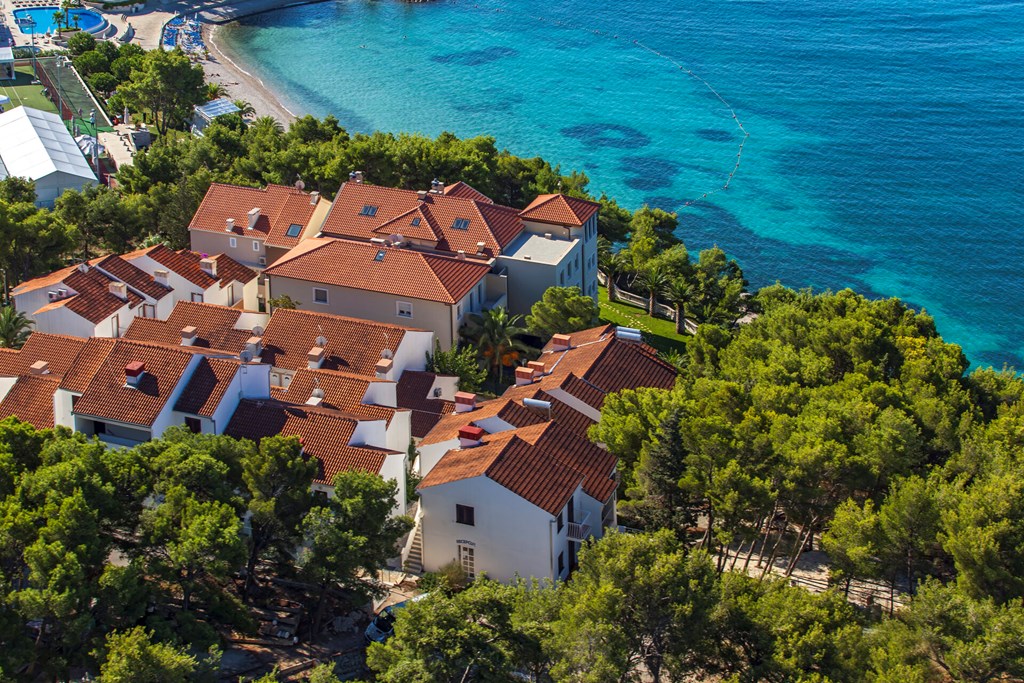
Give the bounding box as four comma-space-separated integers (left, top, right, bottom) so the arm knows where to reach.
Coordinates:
25, 56, 112, 134
601, 273, 699, 333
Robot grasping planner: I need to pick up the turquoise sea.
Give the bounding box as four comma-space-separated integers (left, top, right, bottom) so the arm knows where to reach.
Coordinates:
220, 0, 1024, 368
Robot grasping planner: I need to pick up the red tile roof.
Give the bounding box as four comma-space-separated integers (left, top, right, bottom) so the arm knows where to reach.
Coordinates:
33, 266, 142, 324
126, 245, 257, 290
73, 340, 195, 426
59, 337, 117, 392
443, 181, 493, 204
0, 333, 89, 379
520, 194, 600, 226
94, 255, 171, 301
260, 308, 416, 375
395, 370, 456, 438
189, 183, 319, 249
173, 357, 239, 416
122, 301, 253, 353
0, 374, 60, 428
420, 424, 584, 515
226, 400, 397, 485
320, 182, 523, 257
540, 324, 614, 353
270, 367, 398, 423
11, 263, 79, 296
266, 238, 491, 304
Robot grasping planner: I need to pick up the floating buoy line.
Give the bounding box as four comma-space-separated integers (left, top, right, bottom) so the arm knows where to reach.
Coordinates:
443, 0, 750, 209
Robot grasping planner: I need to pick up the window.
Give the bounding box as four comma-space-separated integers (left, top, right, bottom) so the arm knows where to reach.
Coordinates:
458, 544, 476, 580
410, 217, 421, 227
557, 551, 565, 576
556, 510, 563, 532
184, 417, 201, 434
360, 205, 379, 217
560, 271, 565, 285
457, 304, 463, 319
374, 249, 386, 262
140, 304, 156, 318
456, 504, 475, 526
314, 489, 329, 503
252, 240, 261, 252
229, 237, 237, 248
396, 301, 413, 318
286, 223, 303, 238
452, 218, 470, 230
313, 287, 329, 304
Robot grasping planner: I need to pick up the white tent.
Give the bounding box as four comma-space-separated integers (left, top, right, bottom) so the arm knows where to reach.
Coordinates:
0, 106, 97, 206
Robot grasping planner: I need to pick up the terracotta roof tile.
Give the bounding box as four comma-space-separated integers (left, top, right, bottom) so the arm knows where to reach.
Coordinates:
11, 263, 79, 296
520, 194, 600, 226
94, 255, 170, 301
40, 266, 143, 324
260, 308, 415, 374
442, 181, 493, 203
0, 333, 89, 379
540, 324, 614, 352
210, 253, 258, 287
320, 182, 523, 257
73, 340, 195, 426
126, 244, 214, 289
226, 400, 397, 485
270, 367, 398, 423
173, 357, 239, 416
0, 374, 60, 428
122, 301, 253, 353
531, 422, 616, 504
420, 424, 584, 515
59, 337, 117, 392
189, 183, 318, 250
266, 238, 491, 304
395, 370, 456, 438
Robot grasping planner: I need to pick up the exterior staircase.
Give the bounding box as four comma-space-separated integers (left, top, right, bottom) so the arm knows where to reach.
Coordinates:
403, 523, 424, 574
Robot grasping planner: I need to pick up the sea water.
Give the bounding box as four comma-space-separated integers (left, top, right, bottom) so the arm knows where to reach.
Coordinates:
220, 0, 1024, 368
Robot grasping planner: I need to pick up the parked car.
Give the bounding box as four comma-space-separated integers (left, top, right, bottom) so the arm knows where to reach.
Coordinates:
364, 593, 430, 644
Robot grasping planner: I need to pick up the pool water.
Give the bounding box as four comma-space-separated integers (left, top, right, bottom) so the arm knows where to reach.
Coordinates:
13, 7, 106, 35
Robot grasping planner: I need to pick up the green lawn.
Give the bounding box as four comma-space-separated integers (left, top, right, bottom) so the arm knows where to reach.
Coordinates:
0, 66, 59, 114
598, 286, 688, 355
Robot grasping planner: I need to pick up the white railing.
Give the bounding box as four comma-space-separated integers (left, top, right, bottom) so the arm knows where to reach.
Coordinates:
566, 511, 592, 541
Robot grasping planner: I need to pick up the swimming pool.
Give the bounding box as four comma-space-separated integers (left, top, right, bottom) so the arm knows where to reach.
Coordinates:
13, 7, 107, 35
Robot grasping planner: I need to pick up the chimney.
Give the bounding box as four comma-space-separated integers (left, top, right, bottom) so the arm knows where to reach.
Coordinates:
551, 333, 572, 351
109, 281, 128, 300
124, 361, 145, 387
457, 250, 466, 260
180, 326, 198, 346
476, 241, 486, 254
246, 336, 262, 357
430, 178, 444, 194
306, 388, 325, 406
225, 218, 235, 232
515, 366, 536, 386
527, 360, 546, 375
454, 391, 477, 413
307, 346, 325, 370
417, 190, 428, 201
199, 257, 217, 278
309, 191, 320, 205
29, 360, 49, 375
375, 357, 394, 380
349, 170, 364, 184
153, 269, 170, 288
544, 232, 553, 240
247, 208, 261, 230
458, 424, 485, 449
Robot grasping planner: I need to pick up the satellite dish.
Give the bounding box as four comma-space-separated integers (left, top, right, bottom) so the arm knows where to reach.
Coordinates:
389, 233, 404, 243
294, 176, 305, 191
251, 325, 264, 337
381, 349, 394, 359
239, 349, 254, 363
315, 335, 328, 348
311, 387, 325, 399
433, 387, 443, 398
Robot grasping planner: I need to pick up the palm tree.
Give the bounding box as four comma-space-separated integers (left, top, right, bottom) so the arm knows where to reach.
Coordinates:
598, 248, 632, 303
234, 99, 257, 119
72, 13, 80, 31
460, 307, 529, 384
202, 82, 227, 101
662, 278, 696, 334
0, 307, 34, 349
52, 10, 66, 35
636, 263, 671, 317
251, 115, 283, 134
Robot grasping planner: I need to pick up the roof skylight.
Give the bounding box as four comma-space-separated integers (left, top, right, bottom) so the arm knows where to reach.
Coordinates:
452, 218, 470, 230
285, 223, 303, 237
374, 249, 386, 262
360, 205, 379, 217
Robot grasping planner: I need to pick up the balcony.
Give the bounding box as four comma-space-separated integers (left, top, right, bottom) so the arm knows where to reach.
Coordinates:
566, 512, 592, 542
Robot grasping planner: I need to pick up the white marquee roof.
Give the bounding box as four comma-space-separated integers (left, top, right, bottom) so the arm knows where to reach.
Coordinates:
0, 106, 97, 183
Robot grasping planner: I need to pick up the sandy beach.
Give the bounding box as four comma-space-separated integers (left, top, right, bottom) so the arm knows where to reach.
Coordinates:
5, 0, 308, 125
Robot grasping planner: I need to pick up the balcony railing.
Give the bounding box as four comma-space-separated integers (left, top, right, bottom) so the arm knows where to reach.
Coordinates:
566, 512, 592, 541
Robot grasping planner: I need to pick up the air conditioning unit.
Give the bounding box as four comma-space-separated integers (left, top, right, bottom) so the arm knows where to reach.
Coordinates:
258, 256, 267, 266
